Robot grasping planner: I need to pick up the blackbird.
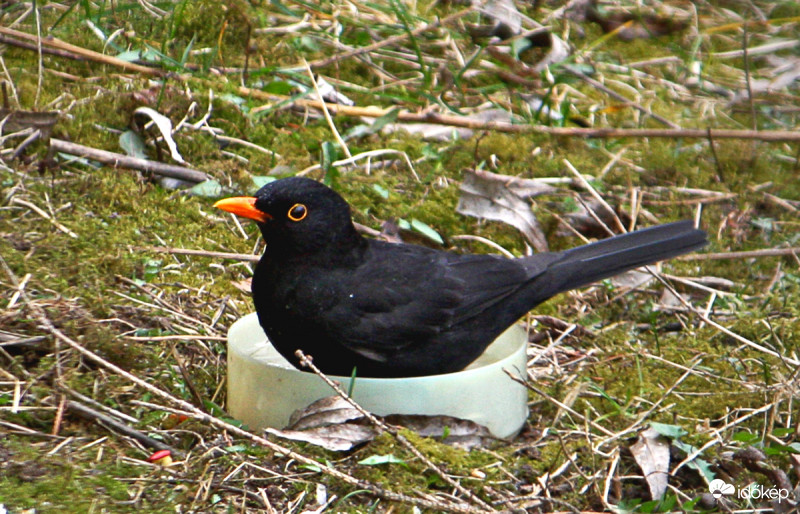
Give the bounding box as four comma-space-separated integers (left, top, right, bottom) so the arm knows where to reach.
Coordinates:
215, 177, 707, 378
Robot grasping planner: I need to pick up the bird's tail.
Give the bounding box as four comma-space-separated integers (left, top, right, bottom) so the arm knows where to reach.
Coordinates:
533, 220, 707, 299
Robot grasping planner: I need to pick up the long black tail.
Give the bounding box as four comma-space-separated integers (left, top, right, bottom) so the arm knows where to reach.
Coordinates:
534, 220, 707, 299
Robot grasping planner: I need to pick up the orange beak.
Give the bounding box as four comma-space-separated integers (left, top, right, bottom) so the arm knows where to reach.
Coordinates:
213, 197, 272, 223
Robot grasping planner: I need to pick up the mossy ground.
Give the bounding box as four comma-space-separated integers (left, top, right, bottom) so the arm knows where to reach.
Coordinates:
1, 0, 799, 512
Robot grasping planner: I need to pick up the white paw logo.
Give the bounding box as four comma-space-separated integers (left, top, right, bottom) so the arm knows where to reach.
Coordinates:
709, 479, 735, 499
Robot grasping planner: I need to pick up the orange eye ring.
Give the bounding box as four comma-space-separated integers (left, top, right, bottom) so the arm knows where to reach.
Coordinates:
288, 203, 307, 222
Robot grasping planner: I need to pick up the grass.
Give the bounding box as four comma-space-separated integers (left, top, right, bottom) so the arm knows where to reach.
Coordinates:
1, 0, 799, 512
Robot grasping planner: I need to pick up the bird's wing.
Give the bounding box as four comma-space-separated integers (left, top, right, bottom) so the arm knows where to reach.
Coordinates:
319, 243, 538, 362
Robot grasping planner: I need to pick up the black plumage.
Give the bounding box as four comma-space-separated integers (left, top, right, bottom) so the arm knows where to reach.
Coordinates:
215, 177, 707, 377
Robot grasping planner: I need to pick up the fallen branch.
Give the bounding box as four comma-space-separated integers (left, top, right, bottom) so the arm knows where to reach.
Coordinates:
51, 138, 209, 183
0, 27, 163, 77
237, 86, 800, 141
64, 400, 177, 455
679, 247, 800, 261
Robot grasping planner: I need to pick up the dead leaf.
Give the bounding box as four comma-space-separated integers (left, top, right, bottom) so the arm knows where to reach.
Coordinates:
265, 396, 498, 451
384, 414, 496, 449
287, 396, 364, 431
133, 106, 185, 163
524, 30, 570, 72
477, 0, 521, 40
630, 427, 670, 501
610, 268, 655, 290
656, 288, 690, 311
457, 168, 553, 252
265, 424, 377, 452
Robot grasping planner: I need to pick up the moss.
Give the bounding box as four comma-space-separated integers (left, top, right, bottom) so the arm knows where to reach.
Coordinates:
0, 439, 159, 513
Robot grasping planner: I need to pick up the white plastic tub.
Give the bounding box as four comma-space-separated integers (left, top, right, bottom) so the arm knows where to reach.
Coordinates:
227, 313, 529, 438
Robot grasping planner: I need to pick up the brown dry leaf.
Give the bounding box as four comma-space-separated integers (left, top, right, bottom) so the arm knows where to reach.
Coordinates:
287, 396, 364, 430
630, 427, 670, 501
267, 396, 376, 452
265, 424, 377, 452
383, 414, 496, 449
457, 168, 554, 252
266, 396, 496, 451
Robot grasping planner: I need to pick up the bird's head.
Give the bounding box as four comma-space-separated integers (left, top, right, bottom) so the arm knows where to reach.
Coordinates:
214, 177, 360, 257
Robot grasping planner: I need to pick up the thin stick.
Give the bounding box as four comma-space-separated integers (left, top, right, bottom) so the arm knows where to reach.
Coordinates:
134, 245, 260, 262
505, 370, 615, 437
237, 86, 800, 141
0, 27, 163, 76
10, 197, 79, 238
563, 160, 626, 234
65, 400, 177, 454
51, 138, 209, 183
652, 274, 800, 367
303, 60, 351, 159
678, 247, 800, 261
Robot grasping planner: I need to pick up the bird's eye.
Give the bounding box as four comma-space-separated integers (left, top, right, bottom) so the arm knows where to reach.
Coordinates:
287, 203, 307, 222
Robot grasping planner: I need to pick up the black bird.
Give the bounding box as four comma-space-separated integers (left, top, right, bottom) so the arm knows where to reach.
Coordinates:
215, 177, 706, 378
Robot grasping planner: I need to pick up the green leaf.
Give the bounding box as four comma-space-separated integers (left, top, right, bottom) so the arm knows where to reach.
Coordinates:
116, 48, 162, 63
410, 218, 443, 245
765, 443, 800, 455
189, 180, 224, 198
371, 184, 389, 199
143, 259, 162, 281
321, 142, 339, 186
732, 431, 759, 443
649, 422, 688, 439
299, 462, 322, 472
251, 176, 276, 191
119, 130, 148, 159
369, 108, 401, 132
263, 81, 294, 95
343, 108, 401, 141
219, 94, 249, 113
671, 439, 715, 483
358, 454, 406, 466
